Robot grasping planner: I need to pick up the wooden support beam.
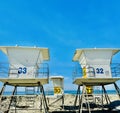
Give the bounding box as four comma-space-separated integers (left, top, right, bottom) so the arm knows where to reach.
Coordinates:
0, 82, 7, 95
6, 86, 17, 113
62, 94, 64, 109
74, 85, 80, 106
114, 82, 120, 98
0, 82, 7, 108
38, 82, 49, 113
102, 85, 111, 105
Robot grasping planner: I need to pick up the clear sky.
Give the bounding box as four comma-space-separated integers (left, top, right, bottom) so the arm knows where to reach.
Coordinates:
0, 0, 120, 90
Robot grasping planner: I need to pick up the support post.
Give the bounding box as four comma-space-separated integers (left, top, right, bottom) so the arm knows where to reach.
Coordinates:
101, 86, 104, 110
74, 85, 80, 106
102, 85, 111, 105
0, 82, 7, 95
38, 82, 49, 113
0, 82, 7, 112
62, 94, 64, 109
114, 82, 120, 98
6, 86, 17, 113
15, 87, 17, 113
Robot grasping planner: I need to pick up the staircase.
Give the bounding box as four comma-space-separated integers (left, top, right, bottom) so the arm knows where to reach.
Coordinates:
25, 87, 35, 108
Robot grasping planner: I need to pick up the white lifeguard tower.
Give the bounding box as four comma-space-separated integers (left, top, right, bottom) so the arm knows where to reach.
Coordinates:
0, 46, 50, 113
72, 48, 120, 113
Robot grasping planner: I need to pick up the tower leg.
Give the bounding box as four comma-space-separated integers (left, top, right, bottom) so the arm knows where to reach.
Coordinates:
114, 82, 120, 98
62, 94, 64, 109
0, 82, 7, 96
6, 86, 17, 113
38, 82, 49, 113
15, 87, 17, 113
74, 85, 80, 106
0, 83, 7, 112
102, 85, 111, 105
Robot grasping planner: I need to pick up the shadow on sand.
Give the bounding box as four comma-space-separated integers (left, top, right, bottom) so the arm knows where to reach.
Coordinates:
50, 101, 120, 113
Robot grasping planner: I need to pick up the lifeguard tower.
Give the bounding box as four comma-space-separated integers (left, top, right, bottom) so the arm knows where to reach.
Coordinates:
49, 76, 64, 107
72, 48, 120, 113
0, 46, 50, 113
50, 76, 64, 97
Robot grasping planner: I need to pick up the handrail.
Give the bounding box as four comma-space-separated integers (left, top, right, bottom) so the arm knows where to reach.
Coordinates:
37, 63, 49, 79
111, 63, 120, 77
0, 62, 49, 79
72, 63, 120, 81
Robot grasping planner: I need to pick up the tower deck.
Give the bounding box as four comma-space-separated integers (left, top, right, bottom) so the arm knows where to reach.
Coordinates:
0, 78, 49, 86
73, 78, 120, 86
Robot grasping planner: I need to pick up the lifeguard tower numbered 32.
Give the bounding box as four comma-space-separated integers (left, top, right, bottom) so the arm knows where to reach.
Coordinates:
0, 46, 50, 113
72, 48, 120, 113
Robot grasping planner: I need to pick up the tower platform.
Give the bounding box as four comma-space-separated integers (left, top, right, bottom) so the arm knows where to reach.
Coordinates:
0, 78, 49, 86
73, 78, 120, 86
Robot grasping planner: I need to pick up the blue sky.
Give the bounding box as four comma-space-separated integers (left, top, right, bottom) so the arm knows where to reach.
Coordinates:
0, 0, 120, 90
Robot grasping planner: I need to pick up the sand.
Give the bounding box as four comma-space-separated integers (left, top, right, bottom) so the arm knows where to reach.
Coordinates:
0, 94, 120, 113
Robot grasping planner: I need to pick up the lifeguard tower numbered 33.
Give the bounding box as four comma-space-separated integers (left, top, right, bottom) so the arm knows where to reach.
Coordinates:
0, 46, 50, 113
72, 48, 120, 113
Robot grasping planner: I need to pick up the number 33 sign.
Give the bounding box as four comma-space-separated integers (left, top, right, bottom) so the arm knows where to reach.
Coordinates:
18, 67, 27, 74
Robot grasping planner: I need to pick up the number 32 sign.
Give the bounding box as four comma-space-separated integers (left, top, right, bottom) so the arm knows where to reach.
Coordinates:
96, 68, 104, 74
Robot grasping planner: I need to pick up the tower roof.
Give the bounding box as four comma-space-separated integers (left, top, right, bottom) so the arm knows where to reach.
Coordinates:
0, 46, 50, 61
73, 48, 120, 62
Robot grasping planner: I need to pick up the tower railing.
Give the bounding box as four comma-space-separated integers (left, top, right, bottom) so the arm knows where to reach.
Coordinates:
0, 62, 9, 78
111, 63, 120, 77
72, 64, 82, 81
72, 63, 120, 81
0, 62, 49, 79
37, 63, 49, 79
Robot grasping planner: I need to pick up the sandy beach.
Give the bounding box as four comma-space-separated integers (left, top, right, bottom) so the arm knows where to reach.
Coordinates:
0, 94, 120, 113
